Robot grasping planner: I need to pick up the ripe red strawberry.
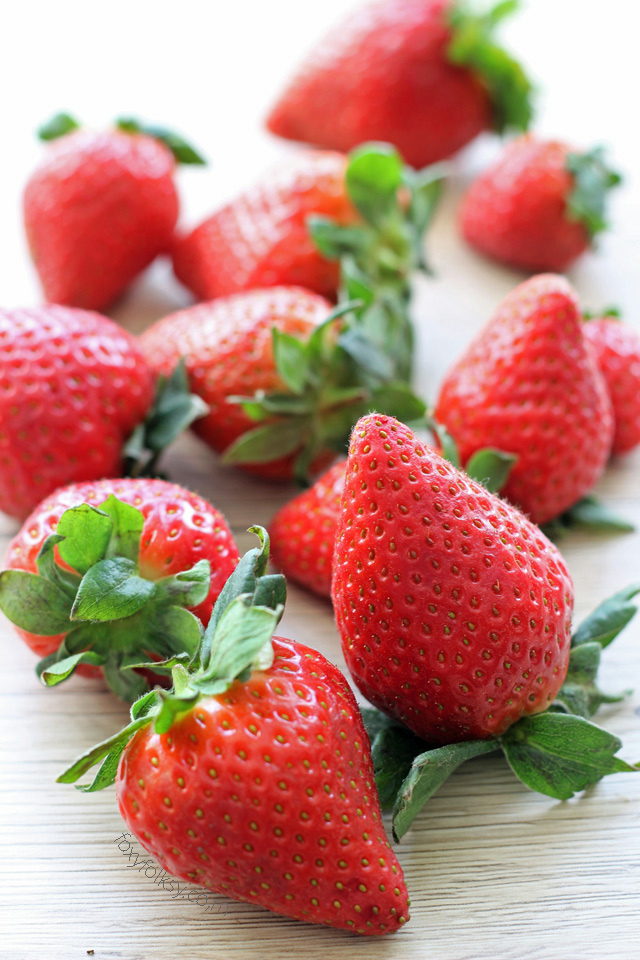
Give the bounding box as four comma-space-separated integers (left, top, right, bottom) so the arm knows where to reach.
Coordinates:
60, 530, 410, 935
0, 484, 238, 697
332, 414, 574, 744
139, 288, 333, 480
434, 274, 614, 525
0, 305, 204, 520
266, 0, 533, 168
460, 136, 621, 272
24, 113, 204, 311
172, 151, 354, 302
583, 312, 640, 455
270, 461, 346, 597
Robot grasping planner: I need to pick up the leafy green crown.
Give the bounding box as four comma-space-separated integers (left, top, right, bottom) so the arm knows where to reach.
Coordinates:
566, 146, 622, 239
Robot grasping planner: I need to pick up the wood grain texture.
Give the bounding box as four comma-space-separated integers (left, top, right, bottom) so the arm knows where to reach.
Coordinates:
1, 1, 640, 958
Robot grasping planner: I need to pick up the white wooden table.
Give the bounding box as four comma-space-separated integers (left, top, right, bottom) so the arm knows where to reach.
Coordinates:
1, 2, 639, 958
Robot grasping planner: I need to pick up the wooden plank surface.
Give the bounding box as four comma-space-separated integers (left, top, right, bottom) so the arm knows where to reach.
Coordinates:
1, 2, 639, 958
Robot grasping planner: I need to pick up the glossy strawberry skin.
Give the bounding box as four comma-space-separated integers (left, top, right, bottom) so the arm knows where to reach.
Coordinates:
117, 637, 409, 935
584, 318, 640, 455
139, 288, 332, 480
172, 152, 354, 302
435, 275, 614, 525
266, 0, 491, 168
24, 130, 179, 311
4, 477, 239, 668
460, 137, 590, 272
270, 461, 346, 598
0, 306, 154, 520
332, 415, 574, 744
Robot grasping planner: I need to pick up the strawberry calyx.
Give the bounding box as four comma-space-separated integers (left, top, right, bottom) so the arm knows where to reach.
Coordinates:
57, 527, 286, 791
36, 112, 206, 165
223, 301, 427, 484
363, 584, 640, 841
566, 147, 622, 239
123, 358, 209, 479
447, 0, 534, 134
583, 306, 622, 321
309, 142, 446, 381
0, 494, 216, 701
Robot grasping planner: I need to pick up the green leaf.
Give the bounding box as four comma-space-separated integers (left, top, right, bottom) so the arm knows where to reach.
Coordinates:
71, 558, 156, 622
56, 503, 113, 575
369, 719, 426, 810
370, 383, 427, 423
35, 534, 81, 598
345, 143, 404, 226
103, 653, 150, 702
308, 217, 369, 259
142, 358, 209, 455
0, 570, 73, 635
566, 147, 622, 238
572, 583, 640, 649
153, 559, 211, 609
38, 112, 80, 141
38, 650, 104, 687
393, 740, 499, 841
465, 447, 517, 493
222, 418, 309, 465
338, 326, 395, 382
57, 714, 153, 791
272, 329, 310, 395
425, 415, 461, 468
558, 495, 635, 534
115, 117, 206, 165
448, 0, 534, 134
146, 605, 203, 658
98, 495, 145, 564
201, 596, 282, 685
501, 712, 637, 800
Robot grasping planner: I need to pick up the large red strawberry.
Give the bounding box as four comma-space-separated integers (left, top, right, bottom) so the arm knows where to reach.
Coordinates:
583, 311, 640, 456
266, 0, 533, 168
59, 530, 410, 935
460, 136, 621, 272
173, 151, 353, 302
24, 113, 204, 311
434, 274, 614, 524
270, 461, 346, 597
0, 305, 205, 520
139, 287, 426, 483
332, 414, 574, 745
0, 483, 239, 698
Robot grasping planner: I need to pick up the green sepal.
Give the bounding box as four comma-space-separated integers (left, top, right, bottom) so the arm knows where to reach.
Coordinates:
572, 583, 640, 650
426, 414, 461, 468
56, 503, 114, 574
57, 712, 157, 791
566, 147, 622, 238
345, 143, 404, 227
583, 306, 621, 321
553, 642, 630, 719
99, 495, 145, 563
465, 447, 517, 493
0, 570, 74, 635
37, 649, 105, 686
501, 712, 637, 800
392, 740, 499, 841
35, 535, 81, 598
115, 117, 206, 165
448, 0, 534, 134
124, 358, 209, 479
38, 112, 80, 141
543, 496, 635, 538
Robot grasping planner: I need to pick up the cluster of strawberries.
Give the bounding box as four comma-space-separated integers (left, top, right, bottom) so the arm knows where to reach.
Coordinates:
1, 0, 639, 939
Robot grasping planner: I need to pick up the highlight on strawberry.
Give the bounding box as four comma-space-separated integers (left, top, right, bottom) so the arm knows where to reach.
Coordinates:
0, 481, 239, 700
0, 305, 207, 519
24, 113, 205, 311
267, 0, 534, 167
58, 527, 411, 936
460, 136, 621, 272
331, 414, 638, 840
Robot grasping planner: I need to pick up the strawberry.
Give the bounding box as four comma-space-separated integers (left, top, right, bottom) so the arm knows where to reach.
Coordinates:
583, 310, 640, 455
59, 529, 410, 935
0, 484, 239, 699
332, 413, 575, 745
460, 136, 621, 272
434, 274, 614, 525
24, 113, 204, 311
270, 461, 346, 597
266, 0, 533, 168
139, 286, 426, 483
0, 305, 206, 520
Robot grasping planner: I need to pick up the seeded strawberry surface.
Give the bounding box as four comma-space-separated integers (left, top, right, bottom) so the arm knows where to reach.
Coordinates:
139, 287, 332, 479
270, 461, 346, 598
435, 274, 614, 524
332, 414, 574, 744
117, 637, 409, 935
24, 130, 179, 310
172, 151, 354, 302
584, 317, 640, 455
0, 305, 154, 519
5, 477, 239, 663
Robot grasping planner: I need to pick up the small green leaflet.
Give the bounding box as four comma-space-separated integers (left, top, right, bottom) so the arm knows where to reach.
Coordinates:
345, 143, 404, 226
572, 582, 640, 649
465, 447, 517, 493
566, 147, 622, 238
38, 112, 80, 141
0, 570, 74, 635
115, 117, 206, 165
71, 558, 157, 623
99, 495, 145, 564
56, 503, 113, 575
